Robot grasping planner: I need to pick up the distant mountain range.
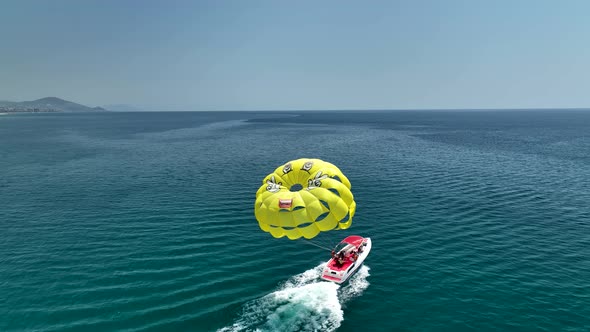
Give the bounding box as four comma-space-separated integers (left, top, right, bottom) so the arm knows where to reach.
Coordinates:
0, 97, 107, 112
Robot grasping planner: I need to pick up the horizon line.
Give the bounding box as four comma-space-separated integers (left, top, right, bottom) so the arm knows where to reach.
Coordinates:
136, 107, 590, 112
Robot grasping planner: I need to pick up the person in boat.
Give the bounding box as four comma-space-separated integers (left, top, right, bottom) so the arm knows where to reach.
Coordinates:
337, 251, 345, 266
351, 250, 359, 262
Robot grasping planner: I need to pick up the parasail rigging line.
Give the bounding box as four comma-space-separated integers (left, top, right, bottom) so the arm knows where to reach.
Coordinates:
304, 239, 333, 252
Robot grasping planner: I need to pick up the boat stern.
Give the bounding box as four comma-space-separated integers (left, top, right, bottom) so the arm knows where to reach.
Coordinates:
321, 264, 346, 284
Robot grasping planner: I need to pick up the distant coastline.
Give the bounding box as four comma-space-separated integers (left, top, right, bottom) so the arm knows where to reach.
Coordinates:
0, 107, 61, 113
0, 97, 107, 113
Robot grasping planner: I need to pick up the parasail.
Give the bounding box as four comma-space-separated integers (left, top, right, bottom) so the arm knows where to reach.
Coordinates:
254, 158, 356, 240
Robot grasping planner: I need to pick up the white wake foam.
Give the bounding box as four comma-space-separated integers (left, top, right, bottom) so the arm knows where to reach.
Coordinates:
218, 264, 370, 332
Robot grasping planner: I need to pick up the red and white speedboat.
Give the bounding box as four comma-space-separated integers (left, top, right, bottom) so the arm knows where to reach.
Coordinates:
321, 235, 372, 284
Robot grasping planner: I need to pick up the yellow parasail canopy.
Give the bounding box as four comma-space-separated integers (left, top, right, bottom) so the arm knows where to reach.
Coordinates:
254, 158, 356, 240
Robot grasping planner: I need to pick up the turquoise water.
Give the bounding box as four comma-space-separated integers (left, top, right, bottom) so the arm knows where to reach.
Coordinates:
1, 110, 589, 331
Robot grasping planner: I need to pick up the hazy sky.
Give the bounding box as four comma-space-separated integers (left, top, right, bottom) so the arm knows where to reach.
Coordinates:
1, 0, 589, 110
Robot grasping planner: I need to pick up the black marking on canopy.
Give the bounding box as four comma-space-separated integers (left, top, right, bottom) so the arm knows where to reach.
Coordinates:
279, 205, 305, 212
315, 212, 329, 222
328, 188, 340, 196
270, 222, 313, 230
338, 212, 350, 223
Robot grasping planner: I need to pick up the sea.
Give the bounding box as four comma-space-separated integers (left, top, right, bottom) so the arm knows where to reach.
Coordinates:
1, 110, 589, 332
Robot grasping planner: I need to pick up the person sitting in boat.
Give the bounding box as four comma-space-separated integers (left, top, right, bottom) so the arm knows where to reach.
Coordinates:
351, 250, 359, 262
337, 251, 345, 266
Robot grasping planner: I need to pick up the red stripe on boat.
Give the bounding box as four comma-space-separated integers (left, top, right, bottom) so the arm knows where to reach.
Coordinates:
321, 274, 342, 282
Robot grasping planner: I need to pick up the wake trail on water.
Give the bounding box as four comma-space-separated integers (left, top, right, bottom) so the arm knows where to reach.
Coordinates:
218, 263, 370, 332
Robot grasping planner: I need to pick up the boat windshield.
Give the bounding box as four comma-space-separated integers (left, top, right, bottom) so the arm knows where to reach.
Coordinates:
333, 242, 350, 254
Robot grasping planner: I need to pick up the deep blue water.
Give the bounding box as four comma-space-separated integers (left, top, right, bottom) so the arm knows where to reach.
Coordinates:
1, 110, 589, 331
